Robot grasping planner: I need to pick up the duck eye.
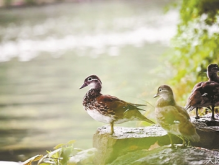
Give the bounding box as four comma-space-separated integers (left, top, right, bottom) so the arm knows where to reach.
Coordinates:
159, 88, 162, 92
88, 77, 92, 81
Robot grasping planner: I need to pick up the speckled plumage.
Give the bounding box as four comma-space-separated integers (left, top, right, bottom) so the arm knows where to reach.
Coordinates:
80, 75, 154, 134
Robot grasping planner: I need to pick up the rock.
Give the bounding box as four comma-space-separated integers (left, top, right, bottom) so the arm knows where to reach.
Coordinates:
191, 117, 219, 149
93, 118, 219, 164
192, 116, 219, 127
68, 148, 97, 165
93, 125, 182, 165
108, 146, 219, 165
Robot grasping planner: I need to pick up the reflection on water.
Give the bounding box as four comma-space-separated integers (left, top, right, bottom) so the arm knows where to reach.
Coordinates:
0, 0, 177, 161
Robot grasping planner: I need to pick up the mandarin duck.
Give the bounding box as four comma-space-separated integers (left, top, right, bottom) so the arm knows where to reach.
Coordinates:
80, 75, 155, 135
154, 85, 200, 148
185, 64, 219, 119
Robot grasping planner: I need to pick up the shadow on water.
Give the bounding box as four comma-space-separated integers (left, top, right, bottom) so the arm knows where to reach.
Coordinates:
0, 0, 176, 161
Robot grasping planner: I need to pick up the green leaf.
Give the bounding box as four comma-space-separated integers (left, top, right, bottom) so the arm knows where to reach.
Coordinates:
54, 143, 65, 149
23, 155, 43, 165
60, 146, 73, 165
165, 0, 219, 104
67, 140, 76, 145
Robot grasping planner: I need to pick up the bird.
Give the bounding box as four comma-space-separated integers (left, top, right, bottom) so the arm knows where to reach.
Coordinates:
80, 75, 155, 135
185, 64, 219, 119
185, 81, 219, 120
154, 85, 200, 148
207, 63, 219, 82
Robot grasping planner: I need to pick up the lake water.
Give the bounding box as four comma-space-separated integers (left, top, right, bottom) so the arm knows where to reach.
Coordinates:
0, 0, 178, 161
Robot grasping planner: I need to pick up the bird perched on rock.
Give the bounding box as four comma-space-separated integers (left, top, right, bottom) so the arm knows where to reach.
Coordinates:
154, 85, 200, 148
185, 64, 219, 119
185, 81, 219, 120
80, 75, 154, 135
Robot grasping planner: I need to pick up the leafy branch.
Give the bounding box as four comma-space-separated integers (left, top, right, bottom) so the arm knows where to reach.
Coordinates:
164, 0, 219, 103
23, 140, 76, 165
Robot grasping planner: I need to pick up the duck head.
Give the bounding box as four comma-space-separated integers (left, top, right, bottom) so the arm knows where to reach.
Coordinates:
208, 63, 219, 74
80, 75, 102, 90
207, 64, 219, 81
154, 85, 174, 101
208, 64, 219, 73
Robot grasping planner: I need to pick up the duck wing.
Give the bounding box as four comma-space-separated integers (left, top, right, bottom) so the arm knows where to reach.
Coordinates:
96, 94, 146, 116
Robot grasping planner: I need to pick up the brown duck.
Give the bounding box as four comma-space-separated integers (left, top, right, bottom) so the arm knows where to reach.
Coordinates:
185, 64, 219, 119
185, 81, 219, 120
80, 75, 155, 135
154, 85, 200, 147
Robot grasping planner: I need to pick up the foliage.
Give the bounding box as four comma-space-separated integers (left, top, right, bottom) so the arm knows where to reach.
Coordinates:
23, 155, 43, 165
23, 140, 76, 165
165, 0, 219, 104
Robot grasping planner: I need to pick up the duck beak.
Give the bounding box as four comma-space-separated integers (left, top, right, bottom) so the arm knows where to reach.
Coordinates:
80, 83, 88, 89
153, 94, 159, 98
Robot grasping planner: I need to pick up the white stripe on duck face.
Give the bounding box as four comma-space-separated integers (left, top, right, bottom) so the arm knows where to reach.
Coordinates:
88, 82, 96, 89
88, 81, 101, 89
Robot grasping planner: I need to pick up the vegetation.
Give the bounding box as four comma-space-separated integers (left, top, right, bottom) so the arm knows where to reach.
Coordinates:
164, 0, 219, 104
23, 140, 75, 165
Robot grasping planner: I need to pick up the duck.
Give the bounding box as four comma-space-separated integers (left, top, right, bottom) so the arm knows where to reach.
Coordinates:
185, 81, 219, 120
80, 75, 155, 135
154, 85, 200, 147
185, 64, 219, 119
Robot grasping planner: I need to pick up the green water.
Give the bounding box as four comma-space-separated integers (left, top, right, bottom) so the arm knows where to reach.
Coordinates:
0, 0, 175, 161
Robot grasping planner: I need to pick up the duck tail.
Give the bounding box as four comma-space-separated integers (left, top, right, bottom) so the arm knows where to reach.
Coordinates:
137, 112, 155, 124
134, 104, 147, 111
133, 103, 146, 107
136, 107, 146, 111
142, 116, 155, 124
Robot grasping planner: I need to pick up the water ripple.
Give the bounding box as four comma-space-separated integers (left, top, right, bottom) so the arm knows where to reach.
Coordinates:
0, 11, 178, 61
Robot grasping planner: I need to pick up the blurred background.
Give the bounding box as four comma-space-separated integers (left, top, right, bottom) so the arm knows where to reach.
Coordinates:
1, 0, 219, 162
0, 0, 197, 162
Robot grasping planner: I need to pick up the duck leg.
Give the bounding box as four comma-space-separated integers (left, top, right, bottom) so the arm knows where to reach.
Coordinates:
110, 121, 114, 135
168, 133, 174, 148
211, 105, 215, 120
195, 108, 200, 119
176, 136, 186, 148
181, 137, 186, 147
